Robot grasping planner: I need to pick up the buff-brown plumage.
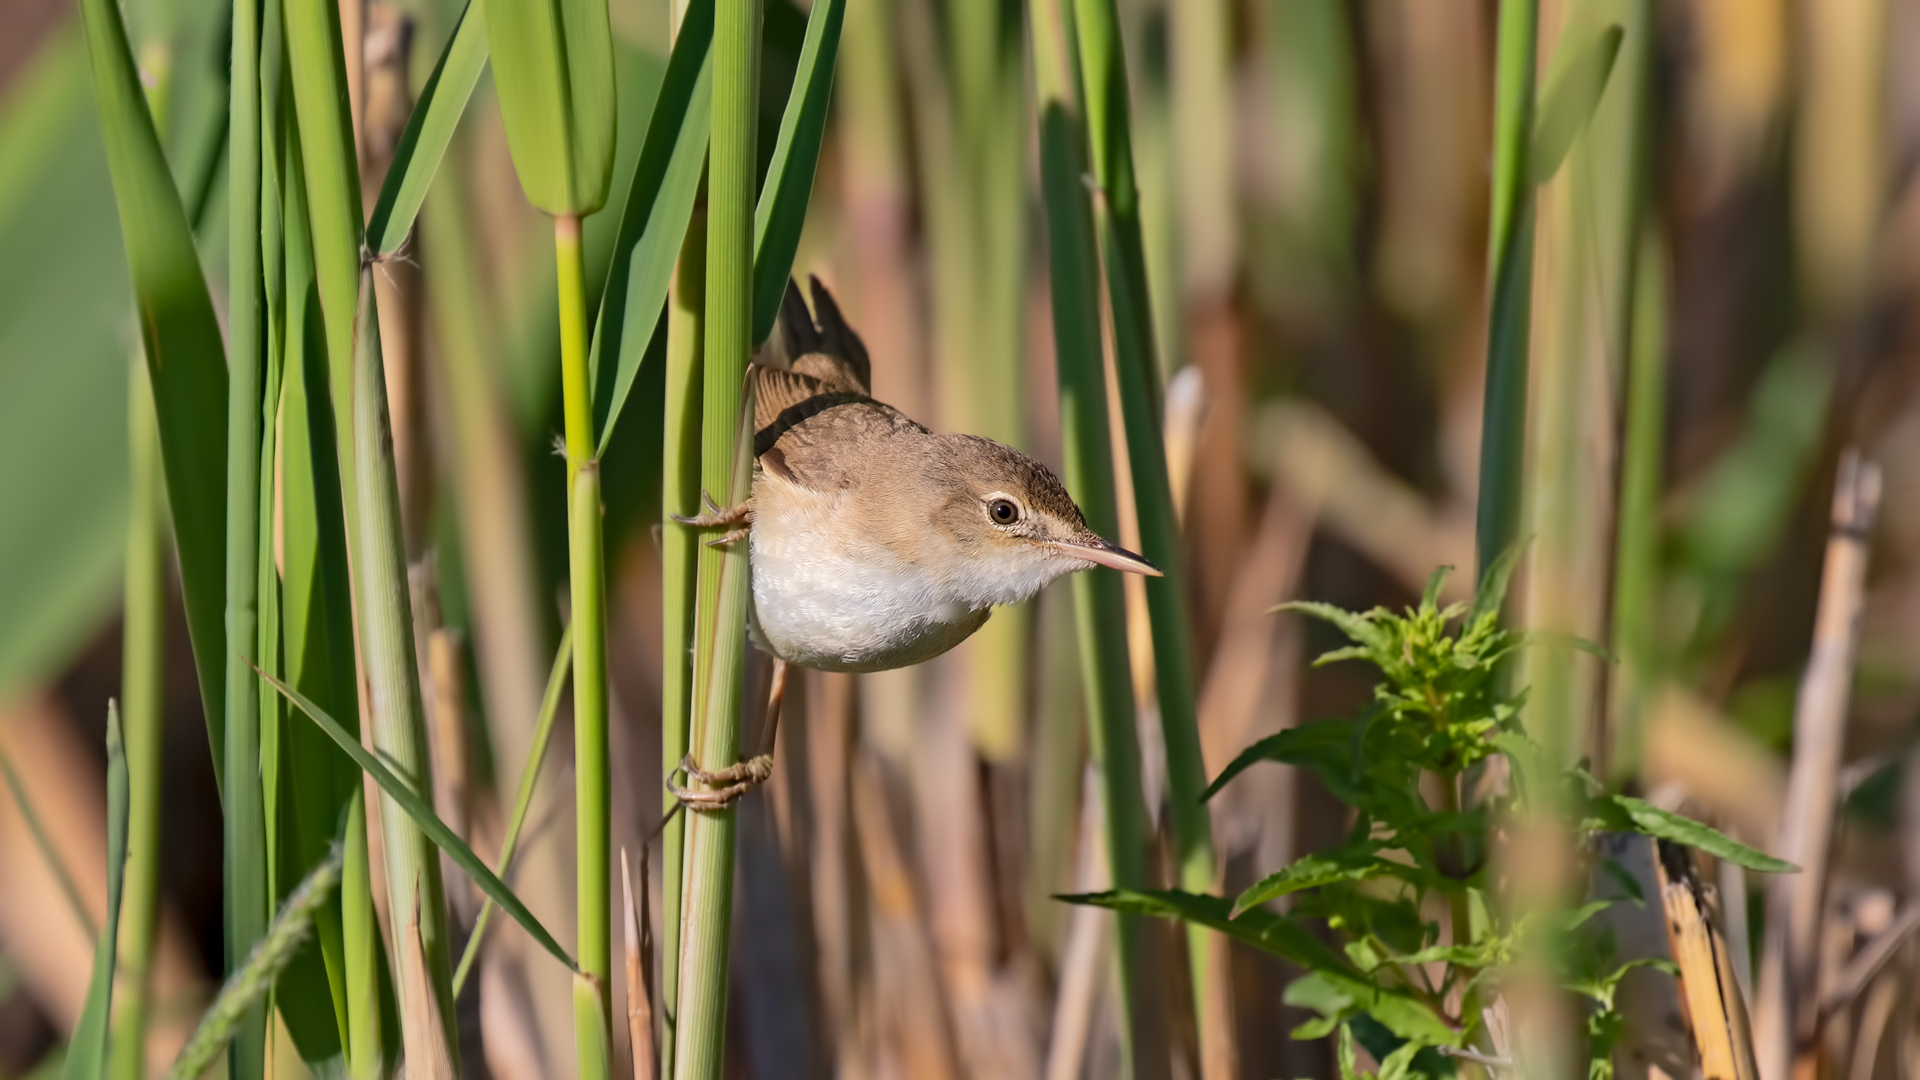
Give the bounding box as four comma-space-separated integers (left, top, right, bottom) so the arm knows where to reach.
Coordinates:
731, 278, 1158, 672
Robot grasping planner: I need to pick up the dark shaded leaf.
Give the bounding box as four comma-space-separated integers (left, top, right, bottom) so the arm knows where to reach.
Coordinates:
1592, 794, 1798, 873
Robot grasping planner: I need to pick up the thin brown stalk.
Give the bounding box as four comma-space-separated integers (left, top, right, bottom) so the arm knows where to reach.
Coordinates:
1755, 451, 1884, 1080
622, 848, 655, 1080
1659, 845, 1758, 1080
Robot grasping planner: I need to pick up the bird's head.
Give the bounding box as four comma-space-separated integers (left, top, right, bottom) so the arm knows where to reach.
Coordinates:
917, 436, 1161, 608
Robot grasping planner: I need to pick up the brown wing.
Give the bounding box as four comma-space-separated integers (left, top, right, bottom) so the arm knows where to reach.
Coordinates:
748, 365, 923, 492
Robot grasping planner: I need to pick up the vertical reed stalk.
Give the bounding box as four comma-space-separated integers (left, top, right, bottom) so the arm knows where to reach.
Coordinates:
1069, 0, 1217, 1063
1475, 0, 1540, 580
1030, 0, 1167, 1072
675, 0, 758, 1072
114, 358, 166, 1080
224, 0, 270, 1067
1605, 0, 1661, 780
556, 211, 614, 1071
660, 204, 708, 1076
352, 278, 461, 1071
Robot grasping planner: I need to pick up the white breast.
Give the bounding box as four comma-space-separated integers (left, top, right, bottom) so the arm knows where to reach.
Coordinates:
747, 479, 991, 672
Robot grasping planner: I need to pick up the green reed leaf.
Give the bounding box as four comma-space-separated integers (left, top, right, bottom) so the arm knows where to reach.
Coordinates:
588, 0, 713, 453
364, 1, 489, 257
748, 0, 843, 346
258, 667, 579, 973
1530, 22, 1623, 185
485, 0, 617, 215
78, 0, 230, 776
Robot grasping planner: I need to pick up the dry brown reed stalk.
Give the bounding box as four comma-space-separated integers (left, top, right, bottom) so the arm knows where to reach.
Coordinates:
622, 847, 655, 1080
1044, 776, 1109, 1080
1755, 450, 1883, 1080
804, 671, 859, 1065
851, 751, 960, 1080
1661, 844, 1759, 1080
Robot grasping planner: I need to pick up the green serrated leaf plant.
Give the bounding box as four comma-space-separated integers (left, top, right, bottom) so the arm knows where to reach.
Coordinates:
1070, 555, 1794, 1079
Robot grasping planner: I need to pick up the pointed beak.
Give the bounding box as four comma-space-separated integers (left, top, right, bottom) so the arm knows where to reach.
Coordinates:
1049, 537, 1163, 577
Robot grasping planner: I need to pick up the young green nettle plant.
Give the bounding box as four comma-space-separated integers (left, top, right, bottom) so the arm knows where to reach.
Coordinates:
1070, 552, 1794, 1079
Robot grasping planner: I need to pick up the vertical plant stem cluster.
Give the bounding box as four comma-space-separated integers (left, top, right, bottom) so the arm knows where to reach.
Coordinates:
1068, 0, 1222, 1062
676, 1, 759, 1075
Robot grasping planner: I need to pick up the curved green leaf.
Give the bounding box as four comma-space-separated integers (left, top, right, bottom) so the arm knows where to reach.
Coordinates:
364, 1, 489, 256
1202, 717, 1353, 802
588, 0, 714, 453
1594, 794, 1798, 873
257, 667, 580, 972
1232, 845, 1384, 917
1062, 888, 1456, 1046
1530, 23, 1623, 184
748, 0, 844, 346
485, 0, 617, 215
78, 0, 231, 773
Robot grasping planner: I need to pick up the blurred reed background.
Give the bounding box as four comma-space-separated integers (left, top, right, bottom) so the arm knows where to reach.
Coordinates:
4, 0, 1920, 1076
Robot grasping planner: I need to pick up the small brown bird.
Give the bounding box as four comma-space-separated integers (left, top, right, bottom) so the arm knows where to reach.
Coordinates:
671, 278, 1159, 807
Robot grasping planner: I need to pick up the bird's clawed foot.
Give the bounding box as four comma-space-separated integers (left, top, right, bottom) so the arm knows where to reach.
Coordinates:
672, 492, 752, 547
668, 753, 774, 812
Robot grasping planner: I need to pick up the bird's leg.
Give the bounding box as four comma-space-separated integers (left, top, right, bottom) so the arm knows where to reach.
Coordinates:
668, 660, 789, 812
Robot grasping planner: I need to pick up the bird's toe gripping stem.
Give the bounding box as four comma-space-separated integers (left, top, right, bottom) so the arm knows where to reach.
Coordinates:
672, 491, 752, 547
667, 753, 774, 812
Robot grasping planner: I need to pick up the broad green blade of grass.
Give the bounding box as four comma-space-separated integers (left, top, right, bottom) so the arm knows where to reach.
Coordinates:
364, 0, 490, 257
1475, 0, 1540, 581
588, 0, 714, 453
748, 0, 843, 345
260, 668, 578, 973
1069, 0, 1216, 1067
342, 279, 463, 1069
279, 124, 363, 1067
452, 625, 574, 997
1029, 0, 1165, 1069
675, 0, 760, 1071
164, 847, 345, 1080
65, 703, 129, 1080
113, 353, 166, 1080
282, 0, 364, 516
223, 0, 272, 1070
77, 0, 231, 779
485, 0, 618, 215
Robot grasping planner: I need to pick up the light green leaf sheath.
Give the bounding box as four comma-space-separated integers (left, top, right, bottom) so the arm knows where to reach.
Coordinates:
365, 0, 490, 256
258, 667, 580, 972
485, 0, 617, 215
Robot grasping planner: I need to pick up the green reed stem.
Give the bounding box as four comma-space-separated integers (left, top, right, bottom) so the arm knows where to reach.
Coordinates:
342, 789, 382, 1080
1030, 0, 1166, 1071
223, 0, 269, 1065
557, 209, 614, 1070
352, 277, 461, 1072
1069, 0, 1216, 1066
452, 623, 575, 998
1475, 0, 1539, 582
659, 204, 707, 1076
675, 0, 758, 1072
113, 356, 166, 1080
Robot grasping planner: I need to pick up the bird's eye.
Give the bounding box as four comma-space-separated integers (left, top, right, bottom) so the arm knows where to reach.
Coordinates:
987, 498, 1020, 526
